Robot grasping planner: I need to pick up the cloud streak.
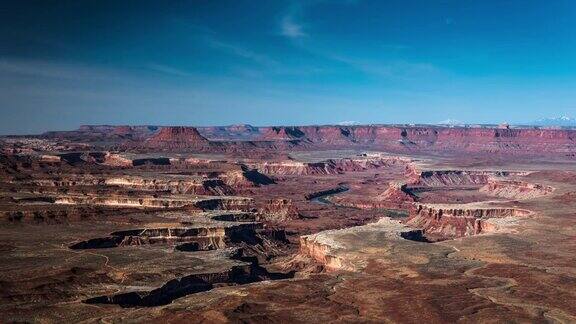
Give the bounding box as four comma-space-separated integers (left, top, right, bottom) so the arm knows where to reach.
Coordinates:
206, 38, 279, 67
146, 63, 193, 77
280, 16, 306, 38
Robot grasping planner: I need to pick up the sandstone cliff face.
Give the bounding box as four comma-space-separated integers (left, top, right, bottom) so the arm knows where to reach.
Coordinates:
143, 127, 210, 149
260, 127, 307, 141
196, 124, 260, 141
193, 197, 254, 211
248, 156, 409, 176
299, 235, 346, 271
480, 179, 554, 200
35, 124, 576, 155
102, 152, 133, 167
70, 223, 262, 250
248, 161, 336, 176
405, 203, 531, 239
44, 125, 159, 141
327, 181, 416, 210
258, 198, 300, 222
410, 170, 529, 187
104, 176, 235, 195
54, 195, 201, 208
299, 218, 425, 272
259, 125, 576, 154
53, 195, 253, 211
377, 182, 417, 203
221, 169, 275, 187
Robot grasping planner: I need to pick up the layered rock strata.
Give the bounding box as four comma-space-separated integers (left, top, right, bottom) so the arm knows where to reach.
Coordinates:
299, 218, 425, 271
405, 203, 532, 239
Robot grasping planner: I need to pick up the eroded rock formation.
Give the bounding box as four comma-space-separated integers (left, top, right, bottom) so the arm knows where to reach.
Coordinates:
405, 203, 532, 239
248, 156, 409, 176
299, 218, 426, 271
142, 127, 211, 150
258, 198, 300, 221
409, 169, 529, 187
480, 179, 554, 200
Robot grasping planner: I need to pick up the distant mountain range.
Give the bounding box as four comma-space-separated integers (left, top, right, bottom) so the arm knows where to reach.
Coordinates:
435, 117, 576, 128
437, 119, 464, 126
530, 116, 576, 127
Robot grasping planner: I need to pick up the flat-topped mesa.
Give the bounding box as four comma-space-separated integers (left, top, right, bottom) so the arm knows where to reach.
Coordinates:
193, 197, 254, 212
52, 194, 253, 211
248, 161, 336, 176
143, 126, 210, 149
54, 195, 202, 209
104, 176, 235, 195
45, 151, 165, 167
12, 173, 245, 196
299, 218, 425, 272
42, 125, 159, 141
221, 168, 275, 187
408, 168, 531, 187
259, 126, 307, 141
480, 179, 555, 200
328, 182, 416, 210
248, 156, 409, 176
259, 126, 359, 144
405, 203, 532, 239
196, 124, 260, 141
258, 125, 576, 155
69, 223, 262, 250
226, 124, 259, 133
30, 124, 576, 156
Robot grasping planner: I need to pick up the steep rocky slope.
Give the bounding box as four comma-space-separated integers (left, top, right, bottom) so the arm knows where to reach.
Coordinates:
405, 203, 532, 239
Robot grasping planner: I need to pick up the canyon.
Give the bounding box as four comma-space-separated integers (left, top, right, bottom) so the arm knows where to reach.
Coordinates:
1, 124, 576, 323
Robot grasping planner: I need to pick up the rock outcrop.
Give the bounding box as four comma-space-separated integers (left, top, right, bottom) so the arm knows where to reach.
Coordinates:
54, 195, 202, 209
31, 124, 576, 156
258, 125, 576, 155
221, 168, 275, 187
143, 127, 210, 149
102, 152, 133, 167
70, 223, 262, 250
480, 179, 554, 200
104, 176, 235, 195
409, 169, 529, 187
405, 203, 532, 239
258, 198, 300, 221
248, 156, 409, 176
259, 127, 307, 141
299, 218, 426, 271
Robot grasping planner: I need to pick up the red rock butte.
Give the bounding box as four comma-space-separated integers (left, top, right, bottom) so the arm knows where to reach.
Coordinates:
143, 126, 210, 149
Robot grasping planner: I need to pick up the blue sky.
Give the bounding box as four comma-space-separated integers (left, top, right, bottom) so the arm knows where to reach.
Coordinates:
1, 0, 576, 134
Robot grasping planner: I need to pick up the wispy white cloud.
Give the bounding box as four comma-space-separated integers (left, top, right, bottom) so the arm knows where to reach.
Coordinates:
196, 29, 326, 77
169, 20, 281, 68
280, 15, 306, 38
290, 44, 442, 80
206, 38, 279, 67
146, 63, 192, 77
278, 0, 362, 40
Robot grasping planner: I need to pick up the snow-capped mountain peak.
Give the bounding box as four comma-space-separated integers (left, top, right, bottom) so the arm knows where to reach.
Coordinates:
533, 116, 576, 126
